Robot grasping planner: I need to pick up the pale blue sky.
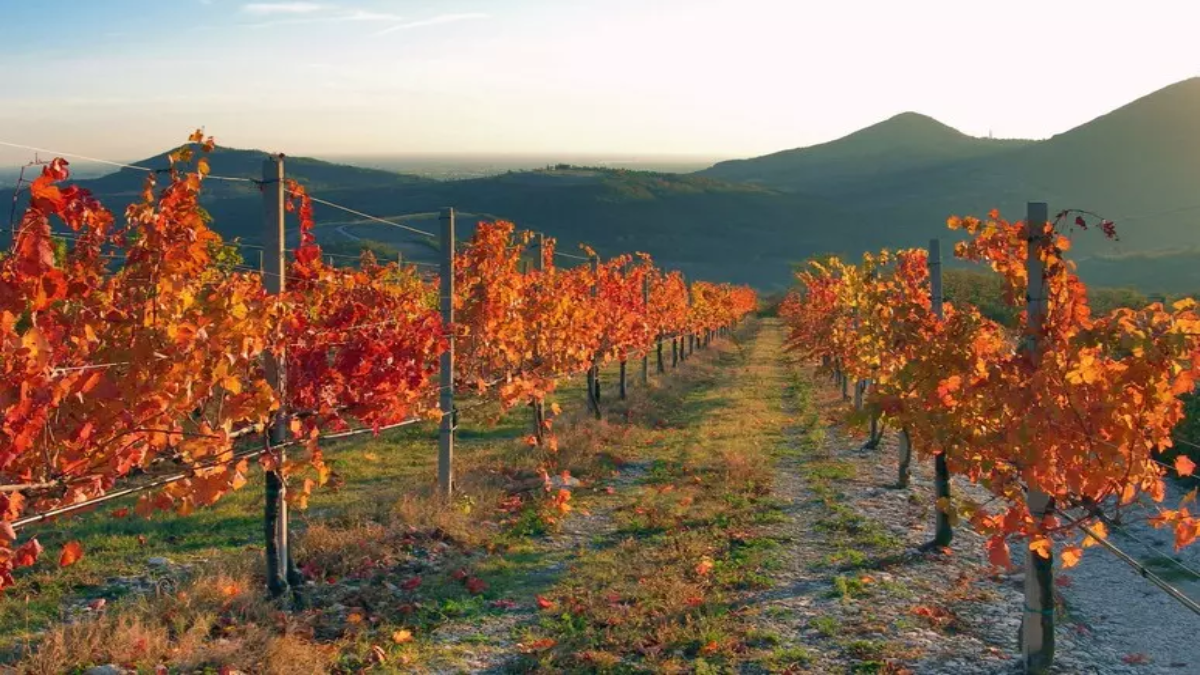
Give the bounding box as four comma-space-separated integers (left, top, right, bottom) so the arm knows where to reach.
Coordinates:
0, 0, 1197, 163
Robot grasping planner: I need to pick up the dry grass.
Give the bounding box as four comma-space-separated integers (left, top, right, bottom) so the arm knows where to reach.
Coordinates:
18, 555, 341, 674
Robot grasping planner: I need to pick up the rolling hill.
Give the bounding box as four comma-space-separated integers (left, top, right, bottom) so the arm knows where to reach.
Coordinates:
698, 77, 1200, 267
699, 112, 1032, 191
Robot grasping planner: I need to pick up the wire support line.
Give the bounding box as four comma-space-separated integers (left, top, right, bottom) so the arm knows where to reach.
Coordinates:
0, 140, 156, 173
294, 193, 436, 239
10, 445, 268, 531
10, 415, 427, 532
1029, 421, 1200, 583
553, 251, 591, 261
1068, 514, 1200, 617
203, 174, 256, 183
51, 360, 134, 376
316, 416, 425, 442
0, 139, 262, 185
1101, 514, 1200, 583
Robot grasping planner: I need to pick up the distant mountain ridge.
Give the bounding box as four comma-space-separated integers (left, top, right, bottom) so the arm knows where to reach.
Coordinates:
2, 77, 1199, 292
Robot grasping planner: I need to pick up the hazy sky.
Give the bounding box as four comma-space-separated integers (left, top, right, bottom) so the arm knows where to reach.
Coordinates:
1, 0, 1197, 164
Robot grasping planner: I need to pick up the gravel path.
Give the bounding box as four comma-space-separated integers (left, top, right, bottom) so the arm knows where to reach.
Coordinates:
1048, 479, 1200, 672
747, 362, 1196, 674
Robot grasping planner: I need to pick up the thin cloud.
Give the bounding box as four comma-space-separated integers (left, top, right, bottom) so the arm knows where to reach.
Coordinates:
241, 2, 326, 15
242, 6, 406, 28
339, 10, 405, 22
374, 13, 488, 36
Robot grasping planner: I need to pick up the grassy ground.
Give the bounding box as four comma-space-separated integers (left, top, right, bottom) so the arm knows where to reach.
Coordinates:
492, 319, 822, 673
1, 327, 770, 673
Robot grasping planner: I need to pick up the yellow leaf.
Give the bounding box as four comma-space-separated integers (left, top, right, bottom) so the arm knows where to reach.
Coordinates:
221, 375, 242, 395
1083, 522, 1108, 548
1060, 545, 1083, 569
1119, 483, 1138, 506
392, 629, 413, 644
1029, 536, 1053, 559
21, 327, 51, 369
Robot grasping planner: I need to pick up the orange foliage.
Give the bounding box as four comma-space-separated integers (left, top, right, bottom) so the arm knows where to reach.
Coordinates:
783, 209, 1200, 562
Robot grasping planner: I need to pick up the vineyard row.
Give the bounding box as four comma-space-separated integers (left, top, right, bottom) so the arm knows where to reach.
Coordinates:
780, 203, 1200, 672
0, 133, 756, 597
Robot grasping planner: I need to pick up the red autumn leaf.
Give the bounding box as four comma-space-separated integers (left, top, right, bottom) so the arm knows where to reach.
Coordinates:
59, 541, 84, 568
13, 538, 43, 567
986, 536, 1011, 570
518, 637, 557, 653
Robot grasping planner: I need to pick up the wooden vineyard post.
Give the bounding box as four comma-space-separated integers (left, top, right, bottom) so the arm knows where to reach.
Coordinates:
641, 274, 651, 385
438, 208, 456, 497
531, 234, 546, 442
672, 335, 678, 368
928, 238, 954, 548
586, 254, 601, 419
897, 429, 912, 489
261, 155, 300, 598
684, 279, 693, 361
1021, 202, 1055, 674
618, 257, 628, 400
657, 335, 665, 373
